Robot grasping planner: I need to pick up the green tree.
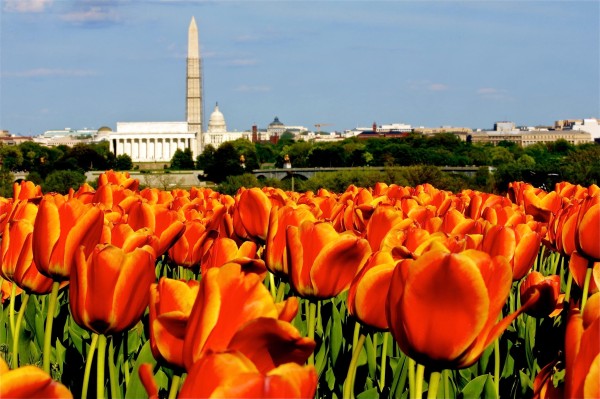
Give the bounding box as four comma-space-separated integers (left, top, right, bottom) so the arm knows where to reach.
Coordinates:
0, 146, 24, 171
203, 142, 245, 183
0, 169, 14, 197
115, 154, 133, 171
42, 170, 87, 194
170, 148, 195, 170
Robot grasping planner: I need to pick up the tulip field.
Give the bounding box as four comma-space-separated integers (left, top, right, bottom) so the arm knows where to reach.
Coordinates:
0, 171, 598, 398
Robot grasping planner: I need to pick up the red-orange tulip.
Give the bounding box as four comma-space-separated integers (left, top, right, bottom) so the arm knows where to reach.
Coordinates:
569, 251, 599, 295
386, 249, 536, 369
564, 293, 600, 398
0, 357, 73, 398
178, 351, 317, 398
481, 224, 541, 281
69, 244, 156, 335
149, 277, 199, 370
364, 204, 408, 252
519, 272, 561, 318
286, 220, 371, 299
200, 236, 264, 276
33, 195, 104, 281
348, 251, 396, 330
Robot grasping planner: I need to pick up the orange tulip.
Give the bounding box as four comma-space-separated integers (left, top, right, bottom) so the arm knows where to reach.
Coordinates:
233, 187, 272, 242
182, 263, 310, 370
69, 244, 156, 335
1, 220, 54, 295
0, 358, 73, 398
286, 220, 371, 299
386, 249, 536, 369
523, 189, 562, 223
575, 194, 600, 262
32, 195, 104, 281
519, 272, 561, 318
138, 363, 159, 399
551, 202, 580, 256
98, 169, 139, 191
12, 180, 42, 201
347, 251, 396, 330
265, 205, 316, 277
481, 224, 541, 281
564, 292, 600, 398
532, 359, 563, 399
569, 251, 599, 295
200, 236, 264, 277
168, 220, 208, 269
149, 278, 200, 370
178, 351, 317, 398
364, 204, 408, 252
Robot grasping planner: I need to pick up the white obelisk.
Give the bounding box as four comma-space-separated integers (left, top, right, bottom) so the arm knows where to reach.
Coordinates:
187, 17, 203, 154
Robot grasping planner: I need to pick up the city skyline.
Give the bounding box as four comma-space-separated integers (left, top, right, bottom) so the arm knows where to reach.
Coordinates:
1, 0, 599, 136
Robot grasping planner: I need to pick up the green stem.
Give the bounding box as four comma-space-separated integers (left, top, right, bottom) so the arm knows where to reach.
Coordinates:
408, 358, 416, 399
269, 272, 276, 300
168, 374, 181, 399
344, 333, 366, 399
109, 336, 119, 399
12, 293, 30, 368
427, 371, 441, 399
415, 363, 425, 399
443, 369, 450, 398
275, 281, 286, 303
581, 266, 593, 312
307, 301, 317, 366
379, 332, 389, 391
123, 331, 130, 386
97, 334, 107, 399
494, 338, 501, 397
82, 333, 99, 399
43, 281, 60, 374
352, 321, 360, 351
564, 267, 574, 303
9, 283, 16, 340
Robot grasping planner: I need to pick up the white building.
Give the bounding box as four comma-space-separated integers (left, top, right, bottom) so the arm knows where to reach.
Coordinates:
97, 122, 197, 163
571, 118, 600, 140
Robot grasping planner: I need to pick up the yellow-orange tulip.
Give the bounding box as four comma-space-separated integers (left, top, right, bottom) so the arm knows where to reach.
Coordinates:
182, 263, 308, 370
69, 244, 156, 335
575, 194, 600, 261
0, 358, 73, 398
286, 220, 371, 299
347, 251, 396, 330
149, 277, 200, 370
12, 180, 42, 201
265, 205, 316, 277
233, 187, 272, 242
98, 169, 139, 191
481, 224, 541, 281
33, 195, 104, 280
386, 249, 535, 369
126, 200, 185, 256
1, 220, 54, 295
178, 351, 317, 398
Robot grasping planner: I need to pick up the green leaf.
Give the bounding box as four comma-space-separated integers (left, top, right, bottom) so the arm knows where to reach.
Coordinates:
365, 334, 376, 379
55, 338, 66, 374
330, 300, 343, 367
390, 355, 408, 399
325, 365, 336, 391
357, 387, 379, 399
315, 340, 329, 377
125, 341, 157, 399
155, 368, 169, 392
459, 374, 490, 398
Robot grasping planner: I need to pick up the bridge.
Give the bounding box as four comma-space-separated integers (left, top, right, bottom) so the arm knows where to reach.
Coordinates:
252, 166, 490, 180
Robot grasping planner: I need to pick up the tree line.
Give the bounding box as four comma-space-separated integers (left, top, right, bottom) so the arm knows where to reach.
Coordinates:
1, 133, 598, 195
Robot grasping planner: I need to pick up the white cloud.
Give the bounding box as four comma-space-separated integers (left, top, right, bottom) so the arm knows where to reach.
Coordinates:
60, 6, 119, 25
235, 85, 271, 93
3, 0, 52, 13
3, 68, 96, 78
477, 87, 512, 100
428, 83, 449, 92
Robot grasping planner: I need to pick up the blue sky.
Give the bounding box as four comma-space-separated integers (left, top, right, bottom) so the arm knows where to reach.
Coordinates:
1, 0, 598, 136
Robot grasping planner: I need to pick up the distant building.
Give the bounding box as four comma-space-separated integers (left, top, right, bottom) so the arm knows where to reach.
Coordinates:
0, 130, 32, 146
34, 127, 98, 147
203, 103, 251, 147
469, 129, 592, 147
555, 118, 600, 141
494, 121, 517, 132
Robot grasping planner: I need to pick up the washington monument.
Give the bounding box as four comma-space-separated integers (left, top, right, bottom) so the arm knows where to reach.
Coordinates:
187, 17, 203, 153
